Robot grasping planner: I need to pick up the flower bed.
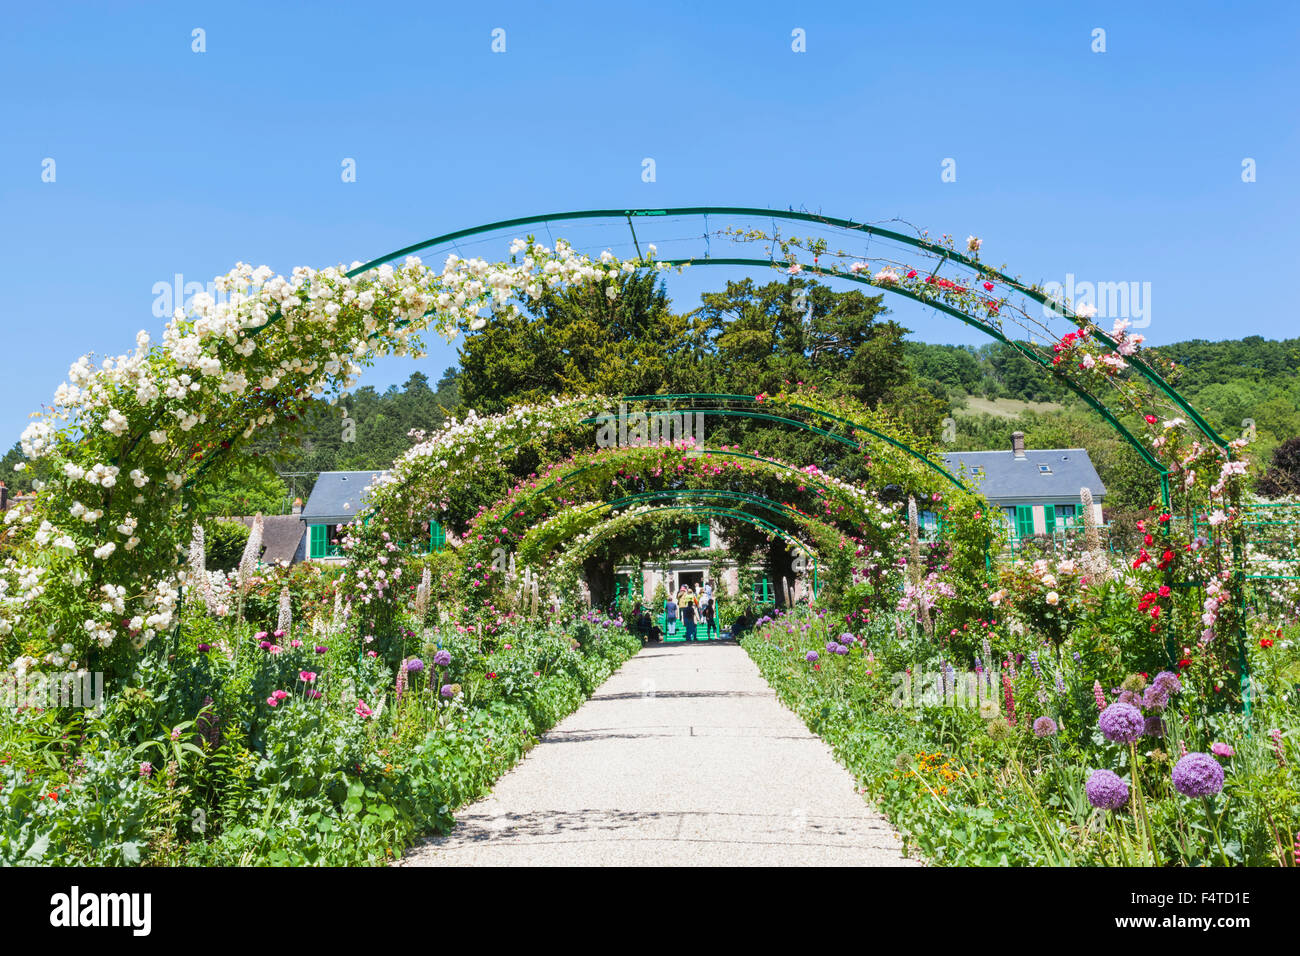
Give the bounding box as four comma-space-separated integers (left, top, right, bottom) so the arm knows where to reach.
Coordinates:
0, 606, 639, 865
742, 607, 1299, 866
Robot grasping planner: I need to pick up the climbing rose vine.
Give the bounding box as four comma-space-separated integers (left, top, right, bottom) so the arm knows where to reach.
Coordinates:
0, 241, 657, 674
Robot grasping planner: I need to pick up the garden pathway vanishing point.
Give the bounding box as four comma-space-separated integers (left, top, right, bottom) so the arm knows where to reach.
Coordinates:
398, 641, 920, 866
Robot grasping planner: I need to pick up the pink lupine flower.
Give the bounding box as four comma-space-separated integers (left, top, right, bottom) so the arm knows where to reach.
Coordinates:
1269, 728, 1286, 766
1093, 680, 1106, 711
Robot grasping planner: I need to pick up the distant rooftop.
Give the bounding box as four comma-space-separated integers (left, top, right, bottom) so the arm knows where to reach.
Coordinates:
300, 471, 390, 523
941, 447, 1106, 501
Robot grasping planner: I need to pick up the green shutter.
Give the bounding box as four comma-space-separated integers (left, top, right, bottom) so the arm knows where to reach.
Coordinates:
310, 523, 327, 558
1043, 505, 1056, 537
1015, 505, 1035, 539
429, 519, 446, 553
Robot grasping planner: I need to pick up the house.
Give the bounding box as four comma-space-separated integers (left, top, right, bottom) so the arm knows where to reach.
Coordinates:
941, 432, 1106, 542
300, 470, 448, 561
230, 505, 307, 566
616, 520, 810, 608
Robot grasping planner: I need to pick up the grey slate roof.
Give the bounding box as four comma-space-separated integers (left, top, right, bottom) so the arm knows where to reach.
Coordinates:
940, 448, 1106, 501
300, 470, 390, 523
232, 514, 306, 566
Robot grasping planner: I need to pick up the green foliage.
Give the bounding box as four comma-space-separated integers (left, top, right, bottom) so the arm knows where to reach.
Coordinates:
205, 519, 250, 572
743, 607, 1300, 867
1, 606, 640, 866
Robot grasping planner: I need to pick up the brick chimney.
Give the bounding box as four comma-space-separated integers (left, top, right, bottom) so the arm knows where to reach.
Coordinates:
1011, 431, 1026, 459
291, 497, 303, 515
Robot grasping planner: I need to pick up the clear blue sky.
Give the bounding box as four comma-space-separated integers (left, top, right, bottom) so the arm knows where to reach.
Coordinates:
2, 1, 1297, 445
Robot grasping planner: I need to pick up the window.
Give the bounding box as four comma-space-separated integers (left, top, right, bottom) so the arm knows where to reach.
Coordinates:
752, 577, 773, 603
1014, 505, 1035, 540
309, 523, 343, 558
1038, 464, 1053, 474
681, 522, 711, 548
1055, 503, 1077, 526
428, 519, 446, 553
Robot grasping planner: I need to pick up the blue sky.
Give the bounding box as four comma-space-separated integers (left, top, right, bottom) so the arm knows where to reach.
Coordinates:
2, 1, 1297, 444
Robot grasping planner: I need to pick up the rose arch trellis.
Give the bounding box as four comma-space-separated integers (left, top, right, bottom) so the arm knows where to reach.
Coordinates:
0, 207, 1254, 702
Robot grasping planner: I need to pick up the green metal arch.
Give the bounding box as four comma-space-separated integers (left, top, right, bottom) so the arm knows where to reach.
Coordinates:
588, 394, 966, 490
346, 206, 1227, 453
553, 504, 820, 563
661, 258, 1172, 503
490, 445, 915, 548
525, 489, 845, 566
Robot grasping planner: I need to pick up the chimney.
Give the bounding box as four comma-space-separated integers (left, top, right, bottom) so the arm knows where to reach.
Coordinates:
1011, 432, 1026, 459
0, 481, 7, 511
291, 497, 304, 515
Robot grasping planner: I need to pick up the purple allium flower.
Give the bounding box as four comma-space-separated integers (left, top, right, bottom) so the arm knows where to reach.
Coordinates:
440, 684, 455, 698
835, 644, 850, 656
1098, 702, 1145, 744
1142, 684, 1169, 712
839, 633, 855, 644
1118, 689, 1143, 707
1210, 742, 1235, 758
826, 641, 840, 654
1172, 752, 1225, 798
433, 650, 451, 667
1143, 715, 1166, 738
1152, 670, 1182, 695
406, 657, 424, 673
805, 651, 819, 663
1033, 716, 1058, 738
1085, 769, 1129, 810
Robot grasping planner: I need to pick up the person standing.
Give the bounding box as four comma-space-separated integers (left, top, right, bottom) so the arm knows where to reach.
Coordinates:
702, 593, 716, 639
665, 593, 678, 638
681, 591, 698, 642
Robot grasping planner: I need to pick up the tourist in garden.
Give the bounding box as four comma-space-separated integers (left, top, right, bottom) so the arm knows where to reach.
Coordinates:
681, 591, 698, 641
702, 592, 716, 639
664, 593, 678, 637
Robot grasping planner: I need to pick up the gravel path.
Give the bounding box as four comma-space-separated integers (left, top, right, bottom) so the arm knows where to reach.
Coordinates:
397, 641, 919, 866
